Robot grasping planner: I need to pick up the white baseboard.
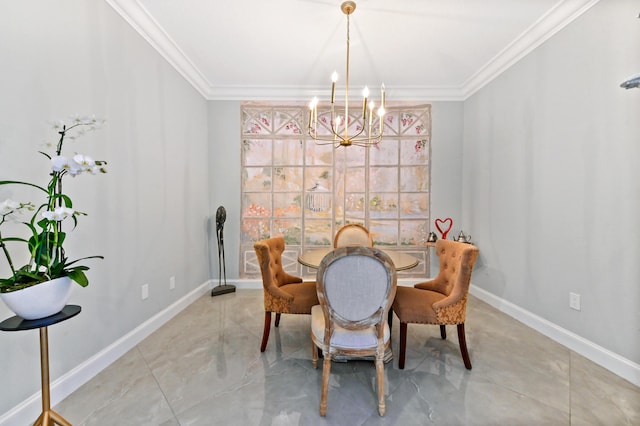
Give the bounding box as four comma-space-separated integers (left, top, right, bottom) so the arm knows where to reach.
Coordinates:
0, 280, 214, 426
469, 286, 640, 388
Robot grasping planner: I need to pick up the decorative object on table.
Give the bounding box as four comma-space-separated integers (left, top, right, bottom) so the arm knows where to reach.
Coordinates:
0, 305, 81, 426
254, 237, 318, 352
307, 1, 387, 148
389, 239, 479, 370
434, 217, 453, 240
211, 206, 236, 297
333, 223, 373, 248
456, 230, 472, 243
311, 246, 397, 416
0, 116, 106, 320
427, 231, 438, 243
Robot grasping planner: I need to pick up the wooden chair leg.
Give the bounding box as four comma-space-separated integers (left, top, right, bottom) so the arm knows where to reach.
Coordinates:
320, 354, 331, 416
275, 313, 281, 327
311, 339, 318, 369
440, 324, 447, 339
399, 322, 407, 369
457, 323, 472, 370
376, 354, 386, 416
260, 311, 272, 352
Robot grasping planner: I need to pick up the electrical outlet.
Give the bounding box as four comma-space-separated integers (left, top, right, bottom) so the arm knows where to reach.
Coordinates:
169, 276, 175, 290
569, 292, 580, 311
142, 283, 149, 300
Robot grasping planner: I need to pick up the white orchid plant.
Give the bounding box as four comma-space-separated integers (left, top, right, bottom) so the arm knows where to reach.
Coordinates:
0, 116, 107, 293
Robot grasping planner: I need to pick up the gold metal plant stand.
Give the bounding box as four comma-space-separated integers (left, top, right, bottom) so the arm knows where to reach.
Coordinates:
0, 305, 80, 426
33, 326, 72, 426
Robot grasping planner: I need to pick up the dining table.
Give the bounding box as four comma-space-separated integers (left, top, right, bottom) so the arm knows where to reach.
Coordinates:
297, 247, 419, 271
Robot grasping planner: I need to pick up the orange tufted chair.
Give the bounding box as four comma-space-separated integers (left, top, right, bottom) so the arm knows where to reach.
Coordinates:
254, 237, 319, 352
389, 239, 479, 369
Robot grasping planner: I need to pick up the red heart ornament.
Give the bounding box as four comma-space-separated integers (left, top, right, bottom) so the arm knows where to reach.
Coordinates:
435, 218, 453, 240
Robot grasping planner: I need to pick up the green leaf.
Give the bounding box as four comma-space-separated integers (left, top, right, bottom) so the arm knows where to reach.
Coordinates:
52, 193, 73, 208
67, 269, 88, 287
0, 237, 29, 243
0, 180, 48, 193
64, 255, 104, 267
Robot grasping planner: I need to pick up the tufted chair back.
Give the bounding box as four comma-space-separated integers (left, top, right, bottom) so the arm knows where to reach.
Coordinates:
254, 237, 301, 293
415, 239, 479, 322
333, 223, 373, 248
253, 237, 318, 352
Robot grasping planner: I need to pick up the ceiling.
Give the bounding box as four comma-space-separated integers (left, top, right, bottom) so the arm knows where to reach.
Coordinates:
106, 0, 599, 101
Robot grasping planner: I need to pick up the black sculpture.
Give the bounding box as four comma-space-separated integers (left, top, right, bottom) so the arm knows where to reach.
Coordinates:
211, 206, 236, 296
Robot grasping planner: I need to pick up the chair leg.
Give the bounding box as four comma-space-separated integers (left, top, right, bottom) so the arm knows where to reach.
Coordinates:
457, 323, 472, 370
260, 311, 272, 352
275, 313, 281, 327
440, 324, 447, 339
320, 354, 331, 416
311, 339, 318, 369
399, 322, 407, 369
376, 353, 386, 416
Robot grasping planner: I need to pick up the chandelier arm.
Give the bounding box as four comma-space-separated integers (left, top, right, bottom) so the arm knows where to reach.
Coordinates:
308, 135, 348, 146
347, 121, 367, 141
328, 112, 348, 144
307, 130, 347, 144
352, 140, 380, 147
328, 104, 345, 143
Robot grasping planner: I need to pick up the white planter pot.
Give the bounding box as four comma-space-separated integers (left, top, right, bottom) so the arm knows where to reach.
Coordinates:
0, 276, 72, 320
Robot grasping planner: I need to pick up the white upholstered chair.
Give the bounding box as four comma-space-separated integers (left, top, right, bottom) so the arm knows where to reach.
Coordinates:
311, 246, 397, 417
333, 223, 373, 248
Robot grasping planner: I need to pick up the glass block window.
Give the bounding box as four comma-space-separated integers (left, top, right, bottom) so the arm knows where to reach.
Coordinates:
240, 103, 431, 279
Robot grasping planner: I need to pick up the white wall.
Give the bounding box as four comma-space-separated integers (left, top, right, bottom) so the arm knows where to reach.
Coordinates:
0, 0, 210, 419
208, 101, 243, 279
207, 101, 464, 277
463, 0, 640, 364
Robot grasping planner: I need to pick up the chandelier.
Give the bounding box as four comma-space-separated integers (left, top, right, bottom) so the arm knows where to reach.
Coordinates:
307, 1, 386, 148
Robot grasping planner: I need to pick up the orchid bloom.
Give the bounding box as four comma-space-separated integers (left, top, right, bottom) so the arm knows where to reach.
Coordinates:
51, 155, 82, 175
88, 164, 107, 175
0, 199, 21, 216
0, 200, 34, 219
73, 154, 95, 173
42, 206, 75, 222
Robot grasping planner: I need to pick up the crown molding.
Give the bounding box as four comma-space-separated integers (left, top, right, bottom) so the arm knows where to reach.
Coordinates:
206, 85, 466, 102
104, 0, 212, 98
105, 0, 600, 102
462, 0, 601, 99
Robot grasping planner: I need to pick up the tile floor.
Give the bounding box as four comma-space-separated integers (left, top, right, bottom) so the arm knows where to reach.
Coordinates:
55, 290, 640, 425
